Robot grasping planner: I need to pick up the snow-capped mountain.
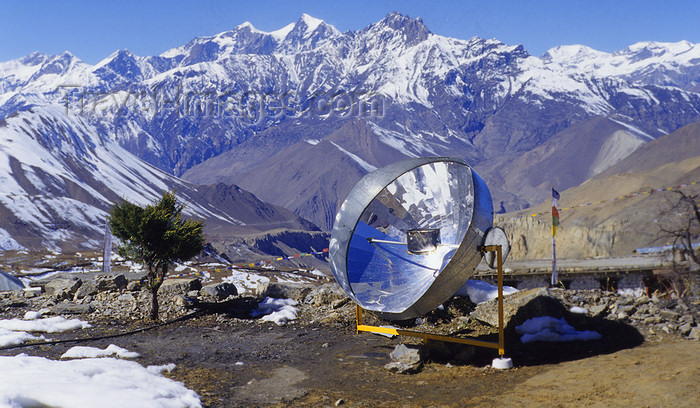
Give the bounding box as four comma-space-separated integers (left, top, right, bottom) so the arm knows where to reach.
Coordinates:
0, 104, 317, 251
2, 12, 700, 233
542, 41, 700, 91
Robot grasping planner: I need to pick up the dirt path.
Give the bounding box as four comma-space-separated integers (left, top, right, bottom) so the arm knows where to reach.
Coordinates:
4, 314, 697, 407
500, 341, 700, 408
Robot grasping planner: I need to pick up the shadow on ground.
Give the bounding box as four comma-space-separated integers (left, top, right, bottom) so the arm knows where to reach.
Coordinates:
189, 296, 260, 319
366, 294, 645, 368
502, 295, 645, 366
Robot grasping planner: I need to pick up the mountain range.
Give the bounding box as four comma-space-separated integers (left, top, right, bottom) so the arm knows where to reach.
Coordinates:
0, 104, 319, 254
1, 12, 699, 254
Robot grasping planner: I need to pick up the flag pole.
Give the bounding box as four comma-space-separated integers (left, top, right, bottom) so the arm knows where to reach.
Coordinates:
551, 233, 557, 286
551, 186, 560, 286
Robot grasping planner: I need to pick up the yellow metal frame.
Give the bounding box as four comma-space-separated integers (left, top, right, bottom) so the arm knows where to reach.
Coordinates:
356, 245, 506, 357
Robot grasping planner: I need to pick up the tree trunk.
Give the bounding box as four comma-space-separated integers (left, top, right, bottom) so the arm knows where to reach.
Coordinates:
150, 286, 159, 321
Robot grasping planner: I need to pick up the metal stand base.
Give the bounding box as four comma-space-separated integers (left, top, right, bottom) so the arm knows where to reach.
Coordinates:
355, 245, 506, 357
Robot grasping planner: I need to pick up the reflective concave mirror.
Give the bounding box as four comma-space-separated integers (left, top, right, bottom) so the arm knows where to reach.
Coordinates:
329, 157, 493, 320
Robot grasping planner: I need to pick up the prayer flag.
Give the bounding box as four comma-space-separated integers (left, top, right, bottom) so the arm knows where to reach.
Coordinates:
552, 187, 560, 208
551, 206, 560, 236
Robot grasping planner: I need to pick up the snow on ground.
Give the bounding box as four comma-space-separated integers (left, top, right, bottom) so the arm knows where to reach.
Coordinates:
0, 227, 26, 251
569, 306, 588, 315
0, 313, 201, 407
516, 316, 602, 343
0, 312, 90, 347
19, 267, 53, 275
0, 355, 201, 408
61, 344, 140, 359
251, 297, 299, 326
222, 270, 270, 295
200, 262, 227, 268
455, 279, 518, 304
307, 268, 328, 278
0, 328, 45, 348
329, 141, 378, 172
618, 288, 645, 297
0, 315, 91, 333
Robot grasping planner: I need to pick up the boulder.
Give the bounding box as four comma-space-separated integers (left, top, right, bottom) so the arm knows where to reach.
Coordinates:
44, 277, 82, 301
677, 323, 691, 336
74, 274, 128, 300
385, 361, 417, 374
658, 309, 680, 321
385, 344, 423, 374
158, 278, 202, 298
331, 298, 350, 309
117, 293, 135, 302
52, 301, 94, 315
688, 327, 700, 341
126, 280, 142, 291
471, 287, 567, 329
588, 304, 608, 317
201, 282, 238, 301
304, 283, 348, 305
257, 282, 313, 301
390, 344, 422, 365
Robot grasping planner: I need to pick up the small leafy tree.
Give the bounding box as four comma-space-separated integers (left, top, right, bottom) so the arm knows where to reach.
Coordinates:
109, 191, 204, 320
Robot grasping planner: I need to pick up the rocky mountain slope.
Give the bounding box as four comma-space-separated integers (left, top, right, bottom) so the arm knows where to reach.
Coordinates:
501, 121, 700, 260
0, 105, 319, 253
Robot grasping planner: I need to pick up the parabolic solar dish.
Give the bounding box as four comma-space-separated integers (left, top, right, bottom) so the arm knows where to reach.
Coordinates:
329, 157, 494, 320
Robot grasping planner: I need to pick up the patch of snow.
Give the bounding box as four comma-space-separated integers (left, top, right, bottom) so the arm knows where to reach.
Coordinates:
20, 267, 53, 275
0, 316, 91, 333
569, 306, 588, 315
200, 262, 227, 267
61, 344, 140, 359
367, 122, 441, 158
174, 263, 194, 272
455, 279, 518, 304
222, 270, 270, 295
0, 328, 45, 347
23, 311, 43, 320
299, 13, 324, 34
235, 21, 260, 33
307, 268, 328, 278
516, 316, 602, 343
147, 363, 177, 374
251, 297, 299, 326
329, 141, 377, 172
0, 227, 25, 250
618, 288, 645, 297
0, 355, 201, 407
608, 118, 655, 140
270, 22, 295, 41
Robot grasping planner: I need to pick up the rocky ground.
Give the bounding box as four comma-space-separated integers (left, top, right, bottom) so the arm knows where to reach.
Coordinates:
1, 269, 699, 407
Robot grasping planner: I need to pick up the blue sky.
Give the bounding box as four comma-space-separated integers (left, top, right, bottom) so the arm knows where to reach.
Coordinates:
1, 0, 699, 64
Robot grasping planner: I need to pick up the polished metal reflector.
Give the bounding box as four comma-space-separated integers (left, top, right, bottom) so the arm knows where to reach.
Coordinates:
329, 157, 493, 320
